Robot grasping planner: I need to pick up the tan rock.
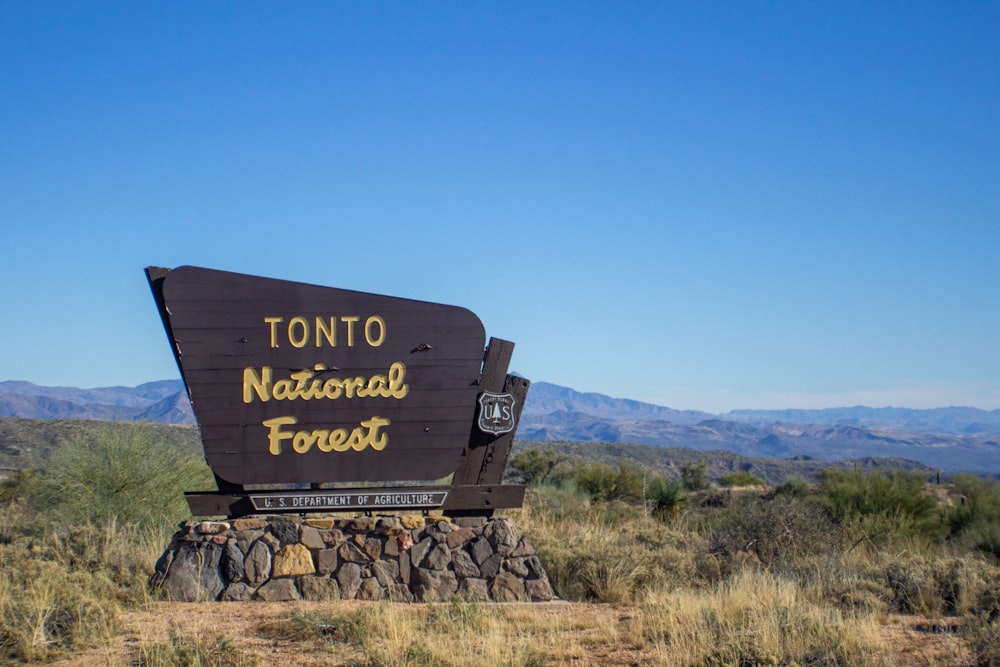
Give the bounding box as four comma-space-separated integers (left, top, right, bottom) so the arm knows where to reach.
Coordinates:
272, 543, 316, 578
304, 518, 335, 530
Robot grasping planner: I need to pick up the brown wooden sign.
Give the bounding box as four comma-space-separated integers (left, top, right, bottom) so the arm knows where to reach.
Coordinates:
146, 266, 528, 516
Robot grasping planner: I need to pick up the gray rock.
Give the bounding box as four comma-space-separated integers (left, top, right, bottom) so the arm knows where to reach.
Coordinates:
451, 550, 480, 579
424, 543, 451, 571
410, 536, 434, 568
363, 537, 382, 561
485, 518, 521, 556
337, 562, 362, 599
221, 582, 255, 602
412, 569, 458, 602
357, 578, 386, 601
479, 553, 503, 579
316, 548, 338, 575
298, 575, 341, 601
525, 578, 555, 602
256, 578, 301, 601
299, 525, 325, 550
458, 577, 490, 602
223, 539, 245, 582
470, 536, 493, 566
338, 541, 368, 563
244, 540, 273, 586
387, 583, 415, 602
490, 573, 526, 602
160, 543, 224, 602
234, 530, 264, 555
510, 536, 536, 558
269, 520, 299, 545
372, 559, 399, 587
505, 557, 530, 578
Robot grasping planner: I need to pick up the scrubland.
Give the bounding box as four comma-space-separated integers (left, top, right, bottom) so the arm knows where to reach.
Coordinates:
1, 426, 999, 665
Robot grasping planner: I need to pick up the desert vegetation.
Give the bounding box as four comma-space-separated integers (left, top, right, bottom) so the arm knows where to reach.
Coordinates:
0, 426, 999, 665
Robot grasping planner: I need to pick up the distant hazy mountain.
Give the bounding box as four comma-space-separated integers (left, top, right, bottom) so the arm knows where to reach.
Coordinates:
0, 380, 193, 424
2, 378, 998, 473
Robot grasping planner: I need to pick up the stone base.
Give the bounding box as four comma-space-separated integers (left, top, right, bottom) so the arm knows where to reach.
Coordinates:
150, 515, 555, 603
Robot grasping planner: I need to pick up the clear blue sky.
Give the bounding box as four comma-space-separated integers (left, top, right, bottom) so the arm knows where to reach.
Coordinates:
2, 2, 997, 413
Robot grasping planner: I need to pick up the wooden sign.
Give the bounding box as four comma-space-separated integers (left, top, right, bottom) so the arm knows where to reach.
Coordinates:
146, 266, 528, 516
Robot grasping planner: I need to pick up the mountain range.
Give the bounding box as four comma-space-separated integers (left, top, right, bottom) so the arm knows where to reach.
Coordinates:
2, 379, 999, 473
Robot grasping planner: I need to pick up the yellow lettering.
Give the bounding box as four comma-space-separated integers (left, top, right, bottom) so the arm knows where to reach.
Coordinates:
288, 316, 309, 348
263, 416, 297, 455
315, 317, 336, 347
365, 316, 386, 347
342, 316, 360, 346
263, 416, 391, 455
243, 363, 409, 403
243, 366, 272, 403
265, 317, 283, 348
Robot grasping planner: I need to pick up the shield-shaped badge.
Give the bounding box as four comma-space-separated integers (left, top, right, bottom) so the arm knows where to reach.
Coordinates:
477, 391, 517, 435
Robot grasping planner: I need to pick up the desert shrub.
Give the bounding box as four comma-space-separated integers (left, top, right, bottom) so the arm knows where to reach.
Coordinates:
23, 423, 213, 529
774, 475, 813, 498
820, 469, 942, 545
681, 460, 709, 491
719, 471, 765, 487
568, 460, 646, 503
949, 474, 1000, 558
647, 477, 688, 521
708, 494, 841, 570
138, 623, 258, 667
508, 448, 571, 486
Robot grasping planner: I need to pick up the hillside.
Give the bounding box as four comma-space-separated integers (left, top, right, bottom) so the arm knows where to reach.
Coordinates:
3, 378, 1000, 473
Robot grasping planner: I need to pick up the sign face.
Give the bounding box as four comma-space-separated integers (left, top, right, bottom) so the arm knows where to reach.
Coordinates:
477, 391, 517, 435
151, 266, 487, 486
249, 490, 448, 512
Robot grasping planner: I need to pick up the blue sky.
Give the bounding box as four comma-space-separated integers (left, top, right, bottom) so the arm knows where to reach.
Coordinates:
1, 2, 997, 413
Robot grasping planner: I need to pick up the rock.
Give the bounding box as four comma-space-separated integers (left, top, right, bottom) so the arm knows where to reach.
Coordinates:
510, 536, 536, 558
458, 577, 490, 602
479, 553, 503, 579
490, 573, 526, 602
321, 529, 344, 547
351, 517, 376, 531
485, 519, 521, 556
337, 563, 362, 599
232, 518, 267, 531
222, 539, 245, 582
400, 515, 425, 529
160, 543, 224, 602
358, 578, 386, 601
234, 530, 264, 554
376, 517, 402, 531
470, 537, 493, 566
221, 582, 255, 602
338, 541, 368, 564
525, 578, 555, 602
446, 527, 475, 550
451, 550, 480, 579
410, 537, 434, 568
412, 569, 458, 602
299, 525, 325, 550
244, 541, 273, 586
316, 548, 338, 575
197, 521, 231, 535
363, 537, 383, 561
304, 518, 335, 530
505, 557, 530, 578
452, 517, 487, 528
261, 532, 281, 552
269, 520, 299, 545
298, 576, 341, 601
424, 543, 451, 571
256, 578, 301, 601
273, 543, 315, 578
372, 560, 399, 587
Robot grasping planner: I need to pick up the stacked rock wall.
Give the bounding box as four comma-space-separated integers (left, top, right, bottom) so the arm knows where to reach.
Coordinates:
151, 515, 554, 603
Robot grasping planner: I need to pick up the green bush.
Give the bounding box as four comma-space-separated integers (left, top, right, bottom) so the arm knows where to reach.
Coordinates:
819, 469, 941, 544
23, 423, 214, 529
681, 460, 709, 491
508, 448, 571, 486
948, 474, 1000, 558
